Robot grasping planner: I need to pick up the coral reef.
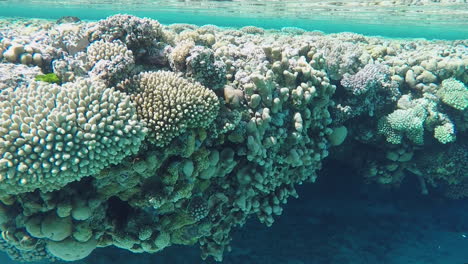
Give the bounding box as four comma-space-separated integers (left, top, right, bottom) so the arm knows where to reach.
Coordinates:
0, 14, 467, 263
0, 78, 146, 195
118, 71, 220, 146
34, 73, 60, 84
87, 14, 166, 55
438, 78, 468, 111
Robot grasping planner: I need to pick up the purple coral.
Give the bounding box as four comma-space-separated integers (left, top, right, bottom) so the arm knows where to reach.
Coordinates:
87, 14, 164, 53
341, 63, 392, 96
334, 63, 401, 121
186, 46, 226, 90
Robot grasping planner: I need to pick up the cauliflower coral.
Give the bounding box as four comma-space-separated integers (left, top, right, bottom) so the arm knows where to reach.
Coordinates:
438, 78, 468, 111
0, 78, 146, 195
119, 71, 220, 146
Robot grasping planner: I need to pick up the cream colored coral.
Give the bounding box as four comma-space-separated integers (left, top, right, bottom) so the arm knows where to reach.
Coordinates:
86, 39, 133, 67
121, 71, 219, 146
434, 122, 456, 144
169, 40, 194, 71
0, 78, 146, 195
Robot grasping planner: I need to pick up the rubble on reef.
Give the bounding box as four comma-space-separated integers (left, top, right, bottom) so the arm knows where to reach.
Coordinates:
0, 14, 467, 262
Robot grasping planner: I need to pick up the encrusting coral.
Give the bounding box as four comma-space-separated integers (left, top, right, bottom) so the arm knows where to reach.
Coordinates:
0, 14, 467, 263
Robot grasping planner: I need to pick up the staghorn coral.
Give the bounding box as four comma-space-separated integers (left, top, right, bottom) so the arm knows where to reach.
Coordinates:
118, 71, 220, 146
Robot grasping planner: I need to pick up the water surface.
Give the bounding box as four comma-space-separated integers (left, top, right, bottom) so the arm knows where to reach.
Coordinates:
1, 0, 468, 39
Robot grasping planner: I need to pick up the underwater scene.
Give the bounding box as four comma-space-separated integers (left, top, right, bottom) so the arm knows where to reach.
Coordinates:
0, 0, 467, 263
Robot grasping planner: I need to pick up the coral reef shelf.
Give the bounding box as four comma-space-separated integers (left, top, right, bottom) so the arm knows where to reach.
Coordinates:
0, 14, 467, 263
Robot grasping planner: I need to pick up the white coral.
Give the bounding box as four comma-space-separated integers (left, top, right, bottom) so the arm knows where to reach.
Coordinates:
0, 78, 146, 195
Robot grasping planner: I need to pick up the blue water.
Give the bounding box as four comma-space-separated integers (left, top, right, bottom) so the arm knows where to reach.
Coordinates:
1, 0, 468, 39
1, 1, 468, 264
2, 163, 468, 264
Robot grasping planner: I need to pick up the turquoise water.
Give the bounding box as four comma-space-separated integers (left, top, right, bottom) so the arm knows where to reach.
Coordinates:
1, 1, 468, 264
1, 0, 468, 39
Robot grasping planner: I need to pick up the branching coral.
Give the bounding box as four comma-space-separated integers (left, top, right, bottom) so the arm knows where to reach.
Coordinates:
438, 78, 468, 111
0, 14, 467, 264
0, 78, 146, 195
186, 46, 227, 90
379, 101, 428, 145
87, 14, 165, 53
118, 71, 220, 146
378, 94, 457, 145
335, 63, 400, 121
86, 40, 135, 85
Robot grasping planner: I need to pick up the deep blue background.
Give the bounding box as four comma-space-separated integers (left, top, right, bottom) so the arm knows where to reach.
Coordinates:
2, 159, 468, 264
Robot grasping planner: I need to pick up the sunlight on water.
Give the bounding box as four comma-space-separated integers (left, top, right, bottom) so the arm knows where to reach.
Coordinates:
0, 1, 467, 40
2, 0, 468, 22
0, 1, 468, 264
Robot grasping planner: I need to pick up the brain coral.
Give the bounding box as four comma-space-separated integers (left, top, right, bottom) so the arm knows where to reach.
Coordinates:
0, 78, 146, 195
119, 71, 219, 146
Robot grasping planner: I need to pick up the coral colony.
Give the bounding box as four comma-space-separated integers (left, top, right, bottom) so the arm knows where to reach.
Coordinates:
0, 14, 467, 262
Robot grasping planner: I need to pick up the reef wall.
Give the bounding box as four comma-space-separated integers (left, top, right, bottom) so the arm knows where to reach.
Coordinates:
0, 14, 467, 262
